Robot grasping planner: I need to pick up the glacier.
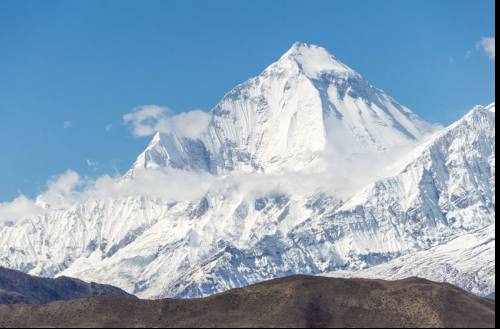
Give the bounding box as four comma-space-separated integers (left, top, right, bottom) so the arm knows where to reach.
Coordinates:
0, 43, 495, 299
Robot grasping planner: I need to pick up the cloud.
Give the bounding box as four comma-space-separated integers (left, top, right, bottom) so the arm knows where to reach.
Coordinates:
123, 105, 167, 136
0, 168, 332, 224
0, 139, 422, 224
35, 170, 83, 209
0, 195, 43, 224
0, 167, 216, 224
105, 124, 113, 132
47, 170, 81, 195
63, 121, 73, 129
86, 159, 99, 170
0, 170, 85, 223
477, 37, 495, 60
87, 169, 214, 202
164, 110, 212, 139
123, 105, 211, 139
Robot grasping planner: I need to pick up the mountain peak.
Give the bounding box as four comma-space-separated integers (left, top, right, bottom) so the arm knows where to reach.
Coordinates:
463, 103, 496, 120
279, 42, 356, 79
287, 41, 317, 52
128, 43, 438, 176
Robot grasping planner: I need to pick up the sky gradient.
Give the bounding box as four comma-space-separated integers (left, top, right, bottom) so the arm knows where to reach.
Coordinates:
0, 0, 495, 200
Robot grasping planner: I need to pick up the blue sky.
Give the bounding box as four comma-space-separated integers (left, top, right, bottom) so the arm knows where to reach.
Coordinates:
0, 0, 495, 200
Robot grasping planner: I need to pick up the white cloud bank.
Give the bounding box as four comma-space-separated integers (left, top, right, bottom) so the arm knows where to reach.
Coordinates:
478, 37, 495, 60
0, 170, 82, 223
123, 105, 211, 139
0, 150, 411, 224
0, 195, 43, 224
37, 170, 83, 208
0, 168, 217, 223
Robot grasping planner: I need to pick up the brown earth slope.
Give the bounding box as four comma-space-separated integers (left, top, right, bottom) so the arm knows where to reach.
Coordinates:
0, 275, 495, 328
0, 267, 135, 305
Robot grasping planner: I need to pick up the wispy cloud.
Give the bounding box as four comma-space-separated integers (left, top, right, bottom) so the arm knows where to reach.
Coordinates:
0, 170, 82, 223
0, 195, 43, 224
36, 170, 83, 208
86, 159, 99, 169
123, 105, 168, 137
123, 105, 211, 139
0, 139, 419, 223
0, 168, 213, 223
477, 37, 495, 60
63, 121, 73, 129
464, 37, 495, 61
105, 124, 113, 132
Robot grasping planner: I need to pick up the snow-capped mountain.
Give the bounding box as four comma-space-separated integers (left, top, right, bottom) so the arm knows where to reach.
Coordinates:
147, 103, 496, 299
131, 42, 437, 175
0, 43, 494, 299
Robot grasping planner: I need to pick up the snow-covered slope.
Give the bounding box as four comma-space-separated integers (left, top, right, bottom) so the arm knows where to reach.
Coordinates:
132, 42, 437, 175
327, 224, 495, 297
0, 43, 494, 300
146, 104, 496, 298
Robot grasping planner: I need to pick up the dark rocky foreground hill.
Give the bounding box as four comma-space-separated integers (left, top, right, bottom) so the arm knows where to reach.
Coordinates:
0, 275, 495, 328
0, 267, 135, 304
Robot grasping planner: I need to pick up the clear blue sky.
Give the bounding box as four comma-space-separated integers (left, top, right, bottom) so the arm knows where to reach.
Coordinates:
0, 0, 495, 200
